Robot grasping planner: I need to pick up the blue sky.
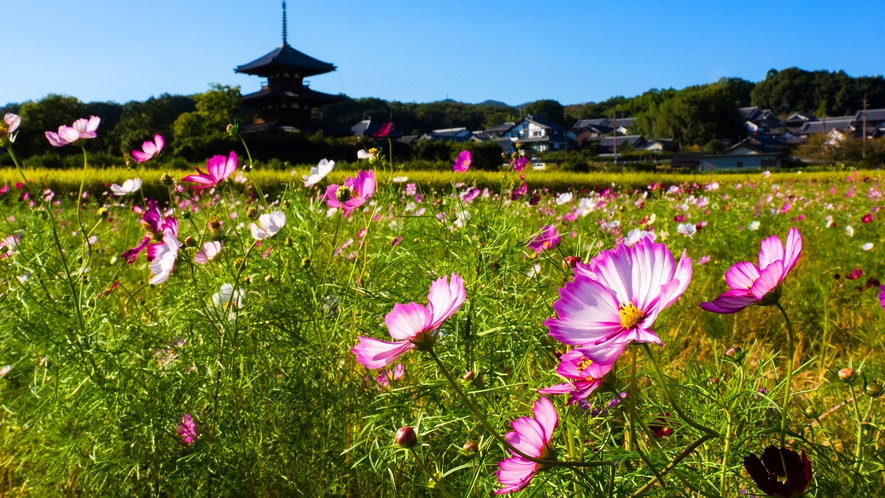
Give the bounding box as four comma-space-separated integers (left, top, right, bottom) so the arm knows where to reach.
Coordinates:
4, 0, 884, 107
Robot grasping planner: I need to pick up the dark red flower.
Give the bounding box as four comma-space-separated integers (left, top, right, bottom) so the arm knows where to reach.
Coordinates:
743, 446, 812, 498
648, 414, 675, 438
674, 214, 685, 223
862, 213, 873, 224
846, 269, 863, 280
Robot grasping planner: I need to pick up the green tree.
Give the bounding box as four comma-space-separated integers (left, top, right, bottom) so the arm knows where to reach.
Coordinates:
172, 85, 247, 159
110, 94, 196, 157
16, 94, 88, 157
523, 100, 567, 128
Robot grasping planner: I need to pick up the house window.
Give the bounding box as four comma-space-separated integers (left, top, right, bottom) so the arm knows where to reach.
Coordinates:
736, 161, 743, 168
533, 131, 542, 137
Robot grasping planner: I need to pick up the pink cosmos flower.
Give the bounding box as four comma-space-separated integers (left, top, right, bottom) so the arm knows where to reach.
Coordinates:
132, 134, 164, 163
545, 236, 692, 363
122, 200, 178, 263
0, 234, 21, 259
538, 349, 613, 405
495, 397, 558, 494
372, 122, 393, 138
527, 225, 561, 253
149, 230, 180, 285
45, 116, 100, 147
0, 113, 21, 144
453, 150, 472, 173
512, 157, 528, 172
181, 151, 237, 189
879, 285, 884, 309
352, 274, 466, 369
862, 213, 873, 224
700, 228, 801, 314
177, 414, 199, 445
194, 241, 222, 264
324, 170, 376, 214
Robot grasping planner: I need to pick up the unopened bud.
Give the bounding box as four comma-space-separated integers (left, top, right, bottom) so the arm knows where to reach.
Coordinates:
335, 186, 352, 203
264, 274, 274, 283
181, 210, 192, 220
226, 123, 238, 136
838, 368, 856, 383
242, 275, 251, 285
866, 383, 883, 397
461, 440, 478, 456
301, 257, 310, 268
285, 236, 293, 247
462, 371, 475, 382
160, 173, 174, 186
395, 427, 417, 448
243, 163, 252, 172
562, 256, 582, 270
97, 207, 109, 219
184, 236, 196, 248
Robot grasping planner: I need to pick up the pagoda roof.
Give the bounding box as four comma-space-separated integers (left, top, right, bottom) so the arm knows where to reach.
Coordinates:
242, 86, 344, 104
235, 43, 336, 77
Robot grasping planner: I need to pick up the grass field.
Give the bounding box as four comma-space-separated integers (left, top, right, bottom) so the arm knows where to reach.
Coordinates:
0, 159, 883, 496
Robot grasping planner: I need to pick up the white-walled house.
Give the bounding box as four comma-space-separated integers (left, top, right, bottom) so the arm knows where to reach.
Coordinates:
505, 115, 576, 152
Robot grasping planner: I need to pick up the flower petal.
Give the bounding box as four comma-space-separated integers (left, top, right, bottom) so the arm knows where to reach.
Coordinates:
351, 337, 414, 370
384, 302, 432, 340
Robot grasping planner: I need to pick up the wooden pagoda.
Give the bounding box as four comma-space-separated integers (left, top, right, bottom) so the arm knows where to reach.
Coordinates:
235, 2, 345, 133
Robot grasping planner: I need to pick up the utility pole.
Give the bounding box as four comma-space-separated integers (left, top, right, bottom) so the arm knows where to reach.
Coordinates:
862, 94, 868, 159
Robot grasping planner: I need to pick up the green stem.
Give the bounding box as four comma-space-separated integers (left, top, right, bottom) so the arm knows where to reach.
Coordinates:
630, 434, 717, 497
408, 448, 455, 498
774, 302, 795, 448
849, 383, 864, 472
628, 347, 664, 486
641, 344, 718, 437
238, 133, 270, 211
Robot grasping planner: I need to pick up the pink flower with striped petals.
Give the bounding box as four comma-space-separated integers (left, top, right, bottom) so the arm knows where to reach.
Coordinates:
181, 151, 237, 189
45, 116, 100, 147
538, 349, 614, 405
453, 150, 472, 172
700, 228, 801, 314
495, 397, 558, 494
132, 135, 164, 163
351, 274, 465, 369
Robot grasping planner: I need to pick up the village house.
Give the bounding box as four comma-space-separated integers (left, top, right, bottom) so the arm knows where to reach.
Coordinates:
699, 137, 787, 171
500, 115, 576, 153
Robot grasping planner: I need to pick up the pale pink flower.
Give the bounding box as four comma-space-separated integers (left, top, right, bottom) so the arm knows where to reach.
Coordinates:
352, 274, 465, 369
194, 241, 222, 264
495, 397, 558, 494
249, 211, 286, 240
45, 116, 100, 147
132, 135, 164, 163
0, 113, 21, 144
148, 230, 180, 285
122, 200, 177, 264
701, 228, 801, 314
0, 234, 20, 258
181, 151, 237, 189
545, 236, 692, 364
0, 365, 10, 377
110, 178, 142, 196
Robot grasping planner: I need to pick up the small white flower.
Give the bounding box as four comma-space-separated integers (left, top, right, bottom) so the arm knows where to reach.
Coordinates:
862, 242, 874, 251
677, 223, 696, 238
577, 198, 594, 216
110, 178, 142, 196
624, 229, 656, 247
555, 192, 573, 205
526, 263, 541, 278
194, 241, 222, 264
302, 159, 335, 187
747, 221, 760, 231
212, 283, 245, 320
249, 211, 286, 240
148, 232, 180, 285
763, 170, 771, 178
0, 365, 11, 377
846, 225, 855, 237
824, 215, 834, 228
392, 176, 408, 183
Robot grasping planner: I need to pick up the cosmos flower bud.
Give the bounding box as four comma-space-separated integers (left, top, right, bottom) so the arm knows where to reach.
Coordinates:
97, 207, 109, 219
562, 255, 582, 270
866, 383, 883, 397
335, 185, 352, 203
838, 368, 856, 383
160, 173, 174, 186
461, 440, 478, 456
243, 163, 252, 172
242, 275, 251, 285
395, 427, 417, 448
183, 236, 196, 248
226, 123, 238, 136
301, 256, 310, 268
462, 370, 475, 382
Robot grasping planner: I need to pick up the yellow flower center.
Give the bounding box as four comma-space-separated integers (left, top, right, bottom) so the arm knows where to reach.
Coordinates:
619, 302, 645, 330
577, 357, 593, 371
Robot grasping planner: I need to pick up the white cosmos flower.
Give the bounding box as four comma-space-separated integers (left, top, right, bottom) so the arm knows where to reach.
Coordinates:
677, 223, 696, 238
392, 176, 408, 183
213, 283, 245, 321
249, 211, 286, 240
357, 150, 377, 160
862, 242, 874, 251
194, 241, 222, 264
110, 178, 142, 196
846, 225, 855, 237
302, 159, 335, 187
149, 231, 180, 285
747, 220, 760, 231
555, 192, 573, 205
577, 198, 594, 216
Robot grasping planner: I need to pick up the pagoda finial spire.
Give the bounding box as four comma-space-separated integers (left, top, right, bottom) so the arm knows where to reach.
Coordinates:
282, 1, 288, 46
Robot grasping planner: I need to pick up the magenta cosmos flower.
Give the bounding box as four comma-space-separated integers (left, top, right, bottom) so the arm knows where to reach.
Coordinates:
453, 150, 472, 172
132, 134, 164, 163
878, 285, 884, 309
700, 228, 801, 314
181, 151, 237, 189
122, 200, 178, 263
538, 349, 614, 405
352, 274, 465, 369
372, 122, 392, 138
496, 397, 558, 494
544, 235, 692, 363
45, 116, 100, 147
324, 170, 376, 214
177, 414, 199, 445
527, 225, 561, 254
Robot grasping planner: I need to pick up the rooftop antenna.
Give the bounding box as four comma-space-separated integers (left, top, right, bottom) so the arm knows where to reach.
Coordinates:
282, 1, 288, 46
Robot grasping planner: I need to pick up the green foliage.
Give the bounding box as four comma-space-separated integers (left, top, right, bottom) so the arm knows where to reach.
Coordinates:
109, 94, 196, 156
523, 99, 568, 128
16, 94, 88, 157
704, 139, 726, 154
172, 84, 247, 160
752, 67, 885, 117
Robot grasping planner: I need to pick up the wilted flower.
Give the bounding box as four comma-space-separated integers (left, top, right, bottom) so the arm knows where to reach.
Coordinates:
249, 211, 286, 240
45, 116, 100, 147
352, 274, 465, 369
110, 178, 142, 196
496, 397, 558, 494
177, 414, 199, 445
546, 236, 692, 365
743, 446, 812, 498
181, 151, 238, 189
132, 135, 164, 163
303, 159, 335, 187
701, 228, 801, 314
453, 150, 472, 173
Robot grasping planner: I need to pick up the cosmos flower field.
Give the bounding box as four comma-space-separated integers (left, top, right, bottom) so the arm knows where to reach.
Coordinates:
1, 115, 885, 496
